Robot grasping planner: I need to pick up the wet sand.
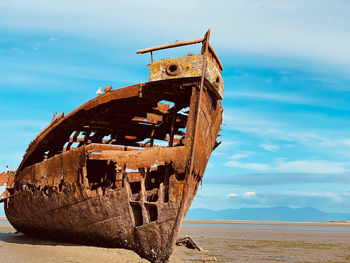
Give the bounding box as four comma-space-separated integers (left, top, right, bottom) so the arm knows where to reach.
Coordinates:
178, 222, 350, 262
1, 219, 350, 262
184, 219, 350, 227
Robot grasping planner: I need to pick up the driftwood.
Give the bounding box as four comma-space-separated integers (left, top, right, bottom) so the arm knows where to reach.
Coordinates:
176, 236, 203, 251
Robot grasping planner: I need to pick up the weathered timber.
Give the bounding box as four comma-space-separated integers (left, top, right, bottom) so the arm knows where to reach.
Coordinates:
1, 30, 223, 263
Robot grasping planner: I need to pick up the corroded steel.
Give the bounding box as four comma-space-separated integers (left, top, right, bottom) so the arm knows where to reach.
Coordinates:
208, 44, 224, 71
149, 54, 224, 100
136, 36, 223, 72
1, 30, 224, 263
176, 236, 202, 251
136, 38, 204, 54
0, 172, 7, 186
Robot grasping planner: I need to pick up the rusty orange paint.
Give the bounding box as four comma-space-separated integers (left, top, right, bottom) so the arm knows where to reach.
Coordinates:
1, 30, 223, 263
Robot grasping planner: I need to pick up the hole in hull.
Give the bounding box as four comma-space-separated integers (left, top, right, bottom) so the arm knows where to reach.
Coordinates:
147, 192, 158, 202
131, 203, 143, 226
146, 204, 158, 222
130, 181, 141, 194
175, 172, 185, 181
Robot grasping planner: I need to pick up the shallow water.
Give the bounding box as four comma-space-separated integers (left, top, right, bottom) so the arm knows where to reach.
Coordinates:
183, 223, 350, 231
2, 219, 350, 231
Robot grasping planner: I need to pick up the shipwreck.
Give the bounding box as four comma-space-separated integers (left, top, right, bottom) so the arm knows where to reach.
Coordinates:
0, 30, 223, 262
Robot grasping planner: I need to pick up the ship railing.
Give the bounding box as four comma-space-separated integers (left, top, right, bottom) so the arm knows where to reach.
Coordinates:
136, 29, 223, 71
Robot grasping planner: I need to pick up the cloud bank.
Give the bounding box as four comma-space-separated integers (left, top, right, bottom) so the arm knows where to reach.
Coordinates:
0, 1, 349, 69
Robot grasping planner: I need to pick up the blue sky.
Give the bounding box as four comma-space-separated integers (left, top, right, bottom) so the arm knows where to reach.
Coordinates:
1, 0, 350, 215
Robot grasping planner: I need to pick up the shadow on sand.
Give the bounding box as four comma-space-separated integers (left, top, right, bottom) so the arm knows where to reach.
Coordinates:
0, 232, 81, 247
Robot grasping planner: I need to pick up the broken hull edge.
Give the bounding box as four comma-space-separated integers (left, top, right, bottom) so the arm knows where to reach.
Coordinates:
4, 85, 222, 263
5, 174, 196, 262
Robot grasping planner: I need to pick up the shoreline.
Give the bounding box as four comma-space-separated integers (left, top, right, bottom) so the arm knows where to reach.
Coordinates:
2, 216, 350, 227
1, 221, 350, 262
184, 219, 350, 227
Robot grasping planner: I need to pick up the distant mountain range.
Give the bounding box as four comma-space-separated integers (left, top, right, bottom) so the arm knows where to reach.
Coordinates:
185, 206, 350, 222
2, 206, 349, 222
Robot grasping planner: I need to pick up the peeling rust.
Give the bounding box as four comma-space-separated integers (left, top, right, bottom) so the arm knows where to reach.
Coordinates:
176, 236, 203, 251
1, 30, 224, 263
0, 172, 8, 186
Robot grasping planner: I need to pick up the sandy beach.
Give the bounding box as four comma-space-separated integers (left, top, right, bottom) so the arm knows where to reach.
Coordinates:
1, 219, 350, 262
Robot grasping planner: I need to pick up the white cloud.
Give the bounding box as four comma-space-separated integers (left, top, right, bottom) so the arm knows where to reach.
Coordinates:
226, 160, 270, 171
318, 138, 350, 148
0, 120, 48, 129
220, 140, 240, 148
275, 159, 350, 174
0, 61, 144, 89
260, 143, 280, 152
224, 107, 350, 159
227, 193, 238, 197
212, 152, 225, 156
230, 153, 249, 160
308, 192, 343, 203
208, 173, 350, 186
225, 156, 350, 174
242, 192, 256, 198
191, 190, 350, 213
224, 111, 284, 139
213, 140, 241, 155
0, 1, 349, 69
234, 192, 350, 213
225, 91, 314, 105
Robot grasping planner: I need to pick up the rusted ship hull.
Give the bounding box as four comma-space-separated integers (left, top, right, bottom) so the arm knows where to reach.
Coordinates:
1, 31, 223, 262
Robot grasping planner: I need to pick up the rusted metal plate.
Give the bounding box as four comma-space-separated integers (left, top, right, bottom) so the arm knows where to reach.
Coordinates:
97, 146, 188, 172
192, 89, 222, 176
4, 31, 223, 263
0, 172, 7, 186
149, 55, 224, 100
17, 84, 143, 172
